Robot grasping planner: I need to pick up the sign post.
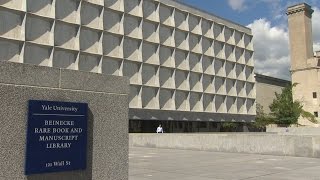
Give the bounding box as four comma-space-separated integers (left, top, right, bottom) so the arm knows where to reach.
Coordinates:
25, 100, 88, 175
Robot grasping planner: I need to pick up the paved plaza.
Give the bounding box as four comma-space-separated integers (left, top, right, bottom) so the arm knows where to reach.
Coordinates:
129, 147, 320, 180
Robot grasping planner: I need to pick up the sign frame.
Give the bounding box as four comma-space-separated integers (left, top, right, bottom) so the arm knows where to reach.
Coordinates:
25, 100, 88, 175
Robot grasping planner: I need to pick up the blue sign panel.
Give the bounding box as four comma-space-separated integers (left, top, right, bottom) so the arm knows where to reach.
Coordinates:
25, 100, 88, 175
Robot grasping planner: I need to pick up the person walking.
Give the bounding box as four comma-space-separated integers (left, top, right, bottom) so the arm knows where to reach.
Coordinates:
156, 124, 163, 133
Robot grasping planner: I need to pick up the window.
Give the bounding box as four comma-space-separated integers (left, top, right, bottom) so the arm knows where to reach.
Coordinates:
314, 112, 318, 117
313, 92, 317, 98
200, 122, 207, 128
179, 122, 183, 129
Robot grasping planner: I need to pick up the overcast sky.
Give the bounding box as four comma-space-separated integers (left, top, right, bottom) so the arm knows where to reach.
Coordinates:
181, 0, 320, 80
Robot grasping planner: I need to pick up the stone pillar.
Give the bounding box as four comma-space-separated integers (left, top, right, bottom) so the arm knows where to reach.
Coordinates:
0, 61, 129, 180
286, 3, 314, 70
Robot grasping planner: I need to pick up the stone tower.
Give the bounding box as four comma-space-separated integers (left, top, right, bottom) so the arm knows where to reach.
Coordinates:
287, 3, 314, 70
287, 3, 320, 126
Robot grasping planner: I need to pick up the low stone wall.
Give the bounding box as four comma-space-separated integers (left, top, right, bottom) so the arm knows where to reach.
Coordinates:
267, 127, 320, 135
130, 133, 320, 158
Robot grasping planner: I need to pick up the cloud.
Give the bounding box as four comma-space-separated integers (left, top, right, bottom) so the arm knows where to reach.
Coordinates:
247, 19, 291, 80
227, 0, 319, 29
227, 0, 283, 16
313, 8, 320, 51
314, 43, 320, 52
246, 6, 320, 80
262, 0, 283, 19
227, 0, 247, 11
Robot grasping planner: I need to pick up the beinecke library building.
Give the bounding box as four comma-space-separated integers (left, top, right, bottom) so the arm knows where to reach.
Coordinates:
0, 0, 256, 132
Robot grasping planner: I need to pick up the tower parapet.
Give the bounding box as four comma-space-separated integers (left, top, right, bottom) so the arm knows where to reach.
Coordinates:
286, 3, 314, 17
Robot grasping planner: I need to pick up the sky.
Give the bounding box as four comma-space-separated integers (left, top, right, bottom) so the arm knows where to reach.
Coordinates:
181, 0, 320, 80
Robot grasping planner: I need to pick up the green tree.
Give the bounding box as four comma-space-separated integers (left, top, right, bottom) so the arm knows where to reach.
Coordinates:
253, 103, 274, 128
268, 83, 316, 126
221, 122, 237, 132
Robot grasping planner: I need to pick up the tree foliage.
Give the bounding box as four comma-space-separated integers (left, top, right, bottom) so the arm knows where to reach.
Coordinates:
269, 83, 303, 126
253, 103, 274, 128
221, 122, 237, 131
301, 110, 318, 124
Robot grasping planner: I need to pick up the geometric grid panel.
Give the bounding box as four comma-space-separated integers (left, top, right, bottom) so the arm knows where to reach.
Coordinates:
0, 0, 255, 117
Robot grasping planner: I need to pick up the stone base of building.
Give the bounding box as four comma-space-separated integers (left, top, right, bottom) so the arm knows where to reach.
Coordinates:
0, 61, 129, 180
129, 120, 264, 133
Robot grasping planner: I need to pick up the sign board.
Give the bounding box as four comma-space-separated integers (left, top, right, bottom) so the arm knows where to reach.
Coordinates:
25, 100, 88, 175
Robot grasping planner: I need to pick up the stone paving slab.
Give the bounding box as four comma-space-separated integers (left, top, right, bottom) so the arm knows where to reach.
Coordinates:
129, 147, 320, 180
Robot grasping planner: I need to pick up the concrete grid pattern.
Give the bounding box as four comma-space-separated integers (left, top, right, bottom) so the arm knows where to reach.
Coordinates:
0, 0, 255, 117
130, 147, 320, 180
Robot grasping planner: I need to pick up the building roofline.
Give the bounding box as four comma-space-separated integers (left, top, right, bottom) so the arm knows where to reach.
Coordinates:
287, 3, 311, 9
255, 73, 291, 86
161, 0, 252, 35
286, 3, 314, 16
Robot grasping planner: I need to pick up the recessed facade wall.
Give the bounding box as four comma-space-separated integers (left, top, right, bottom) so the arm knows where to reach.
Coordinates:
255, 73, 290, 114
0, 0, 255, 121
